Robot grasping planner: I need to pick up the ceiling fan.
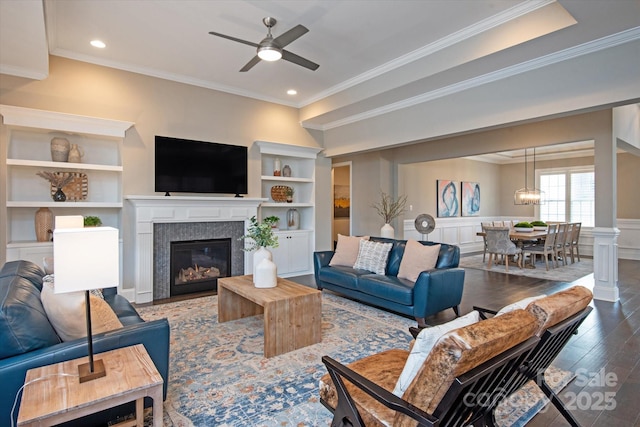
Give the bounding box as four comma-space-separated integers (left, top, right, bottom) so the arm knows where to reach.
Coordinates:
208, 17, 319, 72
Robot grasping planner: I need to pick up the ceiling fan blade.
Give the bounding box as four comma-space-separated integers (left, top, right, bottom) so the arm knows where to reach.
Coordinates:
273, 24, 309, 48
239, 55, 261, 72
208, 31, 259, 48
281, 50, 319, 71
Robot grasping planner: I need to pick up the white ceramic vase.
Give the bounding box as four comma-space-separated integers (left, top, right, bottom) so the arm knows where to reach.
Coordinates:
253, 246, 272, 283
381, 223, 395, 238
254, 257, 277, 288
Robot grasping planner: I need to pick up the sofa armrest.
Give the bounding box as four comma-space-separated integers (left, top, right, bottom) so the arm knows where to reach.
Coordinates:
412, 268, 465, 318
313, 251, 335, 288
0, 318, 170, 426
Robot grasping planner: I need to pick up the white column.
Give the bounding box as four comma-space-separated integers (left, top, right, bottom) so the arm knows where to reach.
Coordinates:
592, 227, 620, 302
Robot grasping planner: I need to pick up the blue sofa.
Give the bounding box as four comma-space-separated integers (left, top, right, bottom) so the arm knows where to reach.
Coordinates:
0, 260, 170, 426
314, 238, 465, 327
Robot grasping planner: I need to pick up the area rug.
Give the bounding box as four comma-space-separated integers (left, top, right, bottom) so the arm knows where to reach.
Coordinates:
137, 292, 573, 426
459, 253, 593, 282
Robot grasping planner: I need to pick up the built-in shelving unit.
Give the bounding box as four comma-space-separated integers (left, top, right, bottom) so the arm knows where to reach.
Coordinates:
1, 105, 133, 264
255, 141, 322, 277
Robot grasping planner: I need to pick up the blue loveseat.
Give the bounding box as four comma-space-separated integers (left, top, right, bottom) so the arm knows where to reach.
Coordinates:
0, 260, 170, 426
314, 238, 465, 327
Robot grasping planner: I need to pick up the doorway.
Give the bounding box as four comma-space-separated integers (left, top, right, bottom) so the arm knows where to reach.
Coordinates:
332, 162, 352, 245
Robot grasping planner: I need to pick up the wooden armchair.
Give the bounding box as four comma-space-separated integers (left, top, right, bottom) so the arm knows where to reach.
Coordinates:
473, 285, 593, 427
320, 309, 540, 427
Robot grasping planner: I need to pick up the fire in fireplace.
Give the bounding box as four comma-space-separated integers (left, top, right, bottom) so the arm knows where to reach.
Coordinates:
170, 238, 231, 296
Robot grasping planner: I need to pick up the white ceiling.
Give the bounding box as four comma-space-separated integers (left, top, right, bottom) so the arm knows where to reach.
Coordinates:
1, 0, 639, 143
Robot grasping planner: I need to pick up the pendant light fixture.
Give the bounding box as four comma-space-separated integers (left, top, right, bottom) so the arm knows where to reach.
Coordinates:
514, 147, 545, 205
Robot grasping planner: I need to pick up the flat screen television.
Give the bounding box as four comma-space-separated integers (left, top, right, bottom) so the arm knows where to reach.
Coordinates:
155, 136, 248, 196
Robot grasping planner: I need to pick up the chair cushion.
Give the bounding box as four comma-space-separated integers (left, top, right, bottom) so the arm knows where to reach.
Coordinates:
525, 285, 593, 333
320, 349, 408, 427
395, 309, 538, 426
397, 240, 440, 282
329, 235, 370, 267
353, 240, 393, 275
393, 310, 480, 397
357, 274, 414, 306
496, 295, 546, 316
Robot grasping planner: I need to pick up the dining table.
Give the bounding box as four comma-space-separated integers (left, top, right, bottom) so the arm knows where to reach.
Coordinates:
476, 229, 548, 241
477, 229, 548, 268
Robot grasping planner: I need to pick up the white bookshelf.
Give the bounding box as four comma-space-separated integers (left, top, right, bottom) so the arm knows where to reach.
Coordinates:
1, 105, 133, 262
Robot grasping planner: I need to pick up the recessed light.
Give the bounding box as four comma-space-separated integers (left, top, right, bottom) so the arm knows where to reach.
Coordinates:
90, 40, 106, 49
287, 89, 297, 95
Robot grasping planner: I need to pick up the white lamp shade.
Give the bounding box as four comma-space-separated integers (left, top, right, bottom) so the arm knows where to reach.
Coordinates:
55, 215, 84, 229
53, 227, 119, 293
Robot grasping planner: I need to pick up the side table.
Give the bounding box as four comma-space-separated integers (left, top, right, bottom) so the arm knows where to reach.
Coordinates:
17, 344, 163, 427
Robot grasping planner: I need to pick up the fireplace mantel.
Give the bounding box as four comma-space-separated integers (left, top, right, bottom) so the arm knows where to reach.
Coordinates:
124, 195, 265, 303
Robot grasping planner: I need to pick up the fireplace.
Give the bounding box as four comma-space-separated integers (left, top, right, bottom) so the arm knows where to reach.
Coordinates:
126, 196, 262, 303
170, 238, 231, 296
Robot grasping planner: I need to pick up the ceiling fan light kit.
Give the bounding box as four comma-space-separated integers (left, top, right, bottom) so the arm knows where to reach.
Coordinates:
257, 45, 282, 61
209, 17, 318, 72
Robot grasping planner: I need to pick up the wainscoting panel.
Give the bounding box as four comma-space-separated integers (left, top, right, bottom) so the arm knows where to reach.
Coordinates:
403, 217, 639, 260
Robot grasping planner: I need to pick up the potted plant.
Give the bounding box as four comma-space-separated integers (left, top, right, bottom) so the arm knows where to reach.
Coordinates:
285, 187, 294, 203
531, 220, 548, 230
83, 216, 102, 227
514, 221, 534, 232
372, 191, 407, 238
240, 216, 280, 287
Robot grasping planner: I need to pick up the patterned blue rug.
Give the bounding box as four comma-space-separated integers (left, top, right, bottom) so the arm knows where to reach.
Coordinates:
137, 291, 573, 426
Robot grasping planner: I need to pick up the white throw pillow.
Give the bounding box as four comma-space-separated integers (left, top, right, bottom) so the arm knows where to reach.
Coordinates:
40, 275, 123, 341
353, 239, 393, 275
329, 234, 370, 267
496, 295, 546, 316
392, 310, 481, 397
397, 240, 441, 282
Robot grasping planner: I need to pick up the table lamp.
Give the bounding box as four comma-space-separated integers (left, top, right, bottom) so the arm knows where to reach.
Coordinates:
53, 226, 119, 383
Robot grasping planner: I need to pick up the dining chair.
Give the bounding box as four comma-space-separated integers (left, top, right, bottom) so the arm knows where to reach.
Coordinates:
525, 224, 558, 270
485, 226, 522, 271
481, 222, 493, 262
567, 222, 582, 263
492, 220, 505, 227
554, 223, 569, 267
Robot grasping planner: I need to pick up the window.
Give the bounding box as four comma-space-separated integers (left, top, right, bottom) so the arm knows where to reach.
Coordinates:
538, 167, 594, 227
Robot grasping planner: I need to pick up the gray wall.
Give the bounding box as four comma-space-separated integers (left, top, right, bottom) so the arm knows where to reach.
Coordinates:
0, 56, 331, 261
334, 110, 640, 238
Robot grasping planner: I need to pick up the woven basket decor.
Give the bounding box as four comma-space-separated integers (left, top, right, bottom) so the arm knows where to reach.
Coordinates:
49, 172, 88, 201
270, 185, 292, 203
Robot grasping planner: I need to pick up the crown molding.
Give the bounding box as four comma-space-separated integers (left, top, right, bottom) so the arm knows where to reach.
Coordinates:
49, 48, 300, 109
299, 0, 556, 107
303, 26, 640, 131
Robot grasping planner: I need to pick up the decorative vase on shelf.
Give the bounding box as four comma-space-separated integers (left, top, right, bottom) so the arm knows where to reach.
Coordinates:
287, 208, 300, 230
34, 207, 53, 242
273, 158, 282, 176
253, 246, 273, 283
53, 187, 66, 202
254, 258, 277, 288
50, 137, 70, 162
282, 164, 291, 177
381, 223, 395, 238
68, 143, 84, 163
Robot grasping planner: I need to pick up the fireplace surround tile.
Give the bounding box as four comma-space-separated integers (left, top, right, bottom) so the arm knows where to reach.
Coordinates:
154, 222, 244, 300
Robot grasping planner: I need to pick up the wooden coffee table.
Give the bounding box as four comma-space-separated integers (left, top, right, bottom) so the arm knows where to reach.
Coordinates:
218, 275, 322, 357
17, 344, 163, 426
